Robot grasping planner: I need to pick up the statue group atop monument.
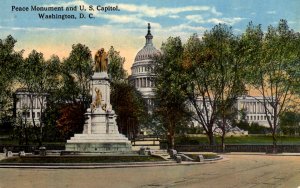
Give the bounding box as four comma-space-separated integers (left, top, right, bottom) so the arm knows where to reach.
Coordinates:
94, 48, 108, 72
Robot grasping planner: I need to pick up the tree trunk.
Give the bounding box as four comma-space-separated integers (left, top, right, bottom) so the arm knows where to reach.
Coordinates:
30, 96, 39, 144
19, 123, 23, 145
24, 126, 28, 145
21, 116, 26, 145
221, 131, 226, 153
171, 135, 175, 150
272, 116, 278, 153
207, 130, 215, 146
221, 117, 226, 152
38, 99, 43, 146
168, 126, 175, 149
272, 131, 277, 153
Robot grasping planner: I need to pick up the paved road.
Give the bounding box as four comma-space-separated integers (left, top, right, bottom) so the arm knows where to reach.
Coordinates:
0, 154, 300, 188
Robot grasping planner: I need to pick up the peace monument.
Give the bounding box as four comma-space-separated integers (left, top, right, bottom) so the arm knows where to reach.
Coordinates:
65, 48, 132, 153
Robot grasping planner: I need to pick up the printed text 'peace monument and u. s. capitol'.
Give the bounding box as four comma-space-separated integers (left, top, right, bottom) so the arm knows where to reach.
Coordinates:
11, 4, 120, 20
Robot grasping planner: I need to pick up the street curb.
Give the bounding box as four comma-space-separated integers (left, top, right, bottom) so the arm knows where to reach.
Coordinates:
0, 157, 224, 169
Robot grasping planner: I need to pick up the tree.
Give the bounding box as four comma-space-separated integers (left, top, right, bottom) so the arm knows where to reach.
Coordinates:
110, 83, 147, 139
154, 36, 191, 149
182, 33, 217, 145
13, 109, 31, 145
142, 113, 167, 138
42, 96, 64, 142
40, 44, 93, 141
18, 51, 60, 145
63, 43, 93, 108
108, 46, 127, 83
248, 122, 270, 134
0, 35, 22, 123
56, 103, 85, 139
107, 46, 147, 139
215, 98, 240, 150
243, 20, 300, 152
182, 26, 245, 146
279, 111, 300, 135
56, 70, 81, 104
234, 109, 250, 131
43, 103, 65, 142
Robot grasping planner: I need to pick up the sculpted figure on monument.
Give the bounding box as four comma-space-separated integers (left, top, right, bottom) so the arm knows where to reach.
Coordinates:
92, 88, 102, 111
94, 48, 108, 72
102, 104, 107, 111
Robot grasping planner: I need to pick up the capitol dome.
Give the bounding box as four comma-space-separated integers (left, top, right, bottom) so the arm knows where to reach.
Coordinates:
130, 23, 160, 111
134, 42, 160, 62
134, 23, 160, 62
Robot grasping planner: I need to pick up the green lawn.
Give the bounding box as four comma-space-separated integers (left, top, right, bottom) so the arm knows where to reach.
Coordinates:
0, 155, 165, 163
176, 135, 300, 145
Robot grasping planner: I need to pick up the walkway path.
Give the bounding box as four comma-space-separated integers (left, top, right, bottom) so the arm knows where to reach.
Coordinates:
0, 154, 299, 187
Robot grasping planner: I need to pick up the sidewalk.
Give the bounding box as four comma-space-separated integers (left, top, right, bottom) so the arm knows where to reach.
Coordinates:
219, 152, 300, 156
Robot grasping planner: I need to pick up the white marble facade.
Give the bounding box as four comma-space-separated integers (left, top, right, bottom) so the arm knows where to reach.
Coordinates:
189, 95, 275, 128
15, 88, 47, 126
236, 96, 274, 127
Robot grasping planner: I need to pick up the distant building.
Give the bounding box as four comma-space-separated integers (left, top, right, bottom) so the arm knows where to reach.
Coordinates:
236, 95, 274, 127
14, 88, 48, 126
129, 23, 160, 111
187, 97, 213, 126
128, 23, 275, 135
189, 95, 275, 129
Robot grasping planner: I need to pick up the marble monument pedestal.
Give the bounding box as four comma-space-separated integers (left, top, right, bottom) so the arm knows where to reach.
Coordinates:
65, 72, 132, 153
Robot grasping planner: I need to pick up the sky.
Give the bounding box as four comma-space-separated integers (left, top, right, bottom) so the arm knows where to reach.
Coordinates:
1, 0, 300, 73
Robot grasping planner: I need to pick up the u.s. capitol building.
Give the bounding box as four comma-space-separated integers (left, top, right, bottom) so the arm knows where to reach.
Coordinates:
129, 23, 160, 112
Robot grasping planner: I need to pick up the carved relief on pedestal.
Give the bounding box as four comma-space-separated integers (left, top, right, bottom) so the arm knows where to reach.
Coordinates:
91, 87, 102, 112
93, 80, 108, 85
91, 86, 109, 113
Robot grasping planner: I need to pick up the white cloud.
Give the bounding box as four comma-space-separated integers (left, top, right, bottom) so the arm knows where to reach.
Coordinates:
186, 15, 205, 23
208, 17, 244, 25
267, 11, 276, 14
38, 1, 226, 32
43, 1, 222, 18
0, 25, 77, 31
288, 21, 296, 24
211, 6, 222, 16
116, 4, 212, 17
42, 1, 163, 28
186, 15, 245, 25
94, 14, 161, 29
169, 15, 179, 19
168, 24, 207, 33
